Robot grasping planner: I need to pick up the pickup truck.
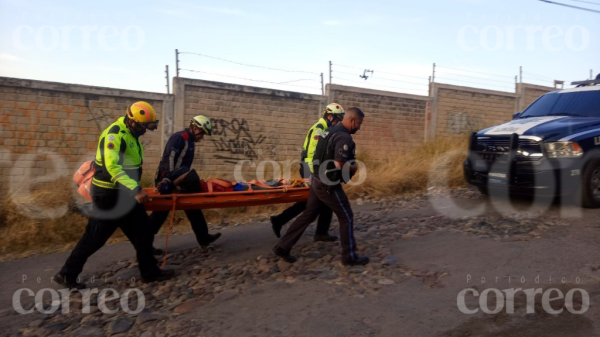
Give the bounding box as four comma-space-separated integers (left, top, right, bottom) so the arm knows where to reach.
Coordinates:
463, 75, 600, 207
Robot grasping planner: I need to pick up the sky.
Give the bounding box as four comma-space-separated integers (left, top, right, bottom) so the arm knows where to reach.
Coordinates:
0, 0, 598, 96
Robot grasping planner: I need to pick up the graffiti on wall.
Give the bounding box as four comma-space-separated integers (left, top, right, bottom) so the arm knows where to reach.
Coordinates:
210, 118, 266, 164
445, 112, 481, 134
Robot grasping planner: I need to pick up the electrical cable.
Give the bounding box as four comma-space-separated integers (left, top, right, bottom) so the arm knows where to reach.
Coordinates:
179, 52, 321, 75
180, 69, 322, 91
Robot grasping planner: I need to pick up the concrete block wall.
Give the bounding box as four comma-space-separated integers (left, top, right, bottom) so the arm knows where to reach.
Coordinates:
173, 78, 326, 180
429, 83, 520, 138
328, 84, 431, 159
0, 75, 557, 188
0, 77, 173, 188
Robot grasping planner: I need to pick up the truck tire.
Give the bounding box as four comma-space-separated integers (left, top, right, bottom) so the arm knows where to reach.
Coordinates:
581, 158, 600, 208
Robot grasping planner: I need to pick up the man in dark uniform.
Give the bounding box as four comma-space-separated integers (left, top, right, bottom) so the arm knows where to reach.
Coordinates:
269, 103, 345, 241
273, 107, 369, 266
55, 101, 174, 289
150, 115, 221, 252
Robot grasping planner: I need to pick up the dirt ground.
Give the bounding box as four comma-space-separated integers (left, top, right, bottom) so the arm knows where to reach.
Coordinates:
2, 188, 600, 336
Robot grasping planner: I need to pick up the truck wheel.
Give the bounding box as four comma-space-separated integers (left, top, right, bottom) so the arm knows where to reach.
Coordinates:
581, 159, 600, 208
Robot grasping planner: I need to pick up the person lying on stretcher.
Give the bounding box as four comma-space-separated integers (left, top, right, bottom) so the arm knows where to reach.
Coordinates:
156, 167, 304, 195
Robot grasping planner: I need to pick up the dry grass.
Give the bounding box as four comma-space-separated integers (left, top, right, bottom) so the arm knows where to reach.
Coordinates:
0, 178, 90, 260
346, 134, 469, 198
0, 135, 468, 260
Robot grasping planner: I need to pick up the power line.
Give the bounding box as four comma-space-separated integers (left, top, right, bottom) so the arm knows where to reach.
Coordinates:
334, 70, 429, 86
277, 79, 318, 84
538, 0, 600, 13
563, 0, 600, 6
436, 71, 515, 84
180, 69, 321, 91
522, 71, 555, 81
333, 76, 428, 93
179, 52, 321, 75
436, 77, 514, 89
333, 63, 429, 80
436, 65, 514, 79
333, 63, 365, 71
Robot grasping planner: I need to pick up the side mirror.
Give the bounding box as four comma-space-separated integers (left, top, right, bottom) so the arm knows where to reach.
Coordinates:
512, 112, 522, 120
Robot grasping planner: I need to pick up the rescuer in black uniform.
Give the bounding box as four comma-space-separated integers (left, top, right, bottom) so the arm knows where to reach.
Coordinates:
55, 102, 175, 289
150, 115, 221, 252
273, 107, 369, 266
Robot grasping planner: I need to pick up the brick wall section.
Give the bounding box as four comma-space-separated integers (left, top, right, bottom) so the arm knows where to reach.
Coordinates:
328, 84, 430, 159
0, 77, 171, 188
431, 83, 519, 137
177, 78, 326, 180
0, 75, 556, 189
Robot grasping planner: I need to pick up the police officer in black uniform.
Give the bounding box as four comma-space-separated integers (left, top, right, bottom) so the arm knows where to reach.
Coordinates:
273, 107, 369, 266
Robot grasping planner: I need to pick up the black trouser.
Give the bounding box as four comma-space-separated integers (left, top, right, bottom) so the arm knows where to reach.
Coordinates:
271, 163, 333, 235
149, 209, 210, 246
60, 185, 160, 280
278, 177, 358, 262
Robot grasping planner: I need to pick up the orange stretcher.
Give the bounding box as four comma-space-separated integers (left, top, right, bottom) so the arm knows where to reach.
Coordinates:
143, 178, 310, 211
143, 178, 311, 268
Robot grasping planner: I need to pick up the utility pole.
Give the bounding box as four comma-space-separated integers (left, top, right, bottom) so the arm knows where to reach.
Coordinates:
175, 49, 180, 77
432, 63, 436, 82
329, 61, 332, 85
519, 66, 522, 83
165, 65, 170, 94
320, 73, 324, 95
591, 69, 594, 80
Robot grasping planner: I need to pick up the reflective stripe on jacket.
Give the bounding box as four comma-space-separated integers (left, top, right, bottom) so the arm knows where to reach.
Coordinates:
156, 129, 195, 183
92, 116, 143, 192
302, 118, 328, 173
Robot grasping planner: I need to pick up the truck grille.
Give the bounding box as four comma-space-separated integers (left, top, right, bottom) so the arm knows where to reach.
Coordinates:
475, 137, 542, 162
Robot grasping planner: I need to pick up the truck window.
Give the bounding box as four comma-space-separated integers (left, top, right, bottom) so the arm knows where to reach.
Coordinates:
519, 90, 600, 118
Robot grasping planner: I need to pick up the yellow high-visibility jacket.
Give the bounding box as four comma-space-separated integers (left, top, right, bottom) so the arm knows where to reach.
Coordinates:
92, 117, 143, 193
302, 118, 329, 174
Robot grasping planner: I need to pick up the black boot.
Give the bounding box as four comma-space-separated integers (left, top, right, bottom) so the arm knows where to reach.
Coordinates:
342, 256, 370, 266
200, 233, 222, 248
141, 269, 175, 283
54, 273, 87, 290
270, 216, 283, 238
272, 245, 297, 263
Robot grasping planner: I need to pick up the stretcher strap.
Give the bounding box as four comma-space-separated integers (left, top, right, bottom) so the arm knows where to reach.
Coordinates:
160, 194, 177, 269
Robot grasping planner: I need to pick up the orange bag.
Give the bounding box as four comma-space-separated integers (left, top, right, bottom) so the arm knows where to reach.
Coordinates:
73, 160, 95, 202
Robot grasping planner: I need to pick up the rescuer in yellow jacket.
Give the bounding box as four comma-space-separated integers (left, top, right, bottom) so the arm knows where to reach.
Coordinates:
270, 103, 345, 240
55, 101, 174, 289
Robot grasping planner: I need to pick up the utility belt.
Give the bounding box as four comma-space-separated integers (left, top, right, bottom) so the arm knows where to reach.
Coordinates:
313, 172, 343, 193
314, 165, 343, 191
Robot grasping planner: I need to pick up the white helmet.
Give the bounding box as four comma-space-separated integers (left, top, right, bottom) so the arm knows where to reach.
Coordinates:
190, 115, 212, 136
